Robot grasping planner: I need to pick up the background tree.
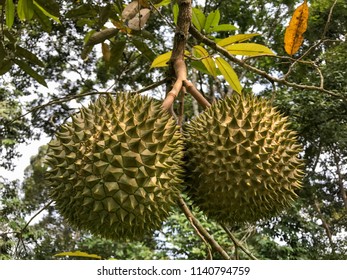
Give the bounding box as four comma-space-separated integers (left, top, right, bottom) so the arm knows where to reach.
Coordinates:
1, 0, 346, 259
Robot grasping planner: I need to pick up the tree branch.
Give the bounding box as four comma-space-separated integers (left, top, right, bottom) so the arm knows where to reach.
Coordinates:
221, 224, 258, 260
15, 200, 53, 258
313, 198, 335, 251
162, 0, 191, 111
189, 25, 342, 99
177, 196, 231, 260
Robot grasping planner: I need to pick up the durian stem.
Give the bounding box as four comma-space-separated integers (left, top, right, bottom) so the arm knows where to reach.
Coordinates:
177, 196, 231, 260
221, 224, 258, 260
163, 0, 191, 111
163, 59, 187, 111
183, 80, 211, 109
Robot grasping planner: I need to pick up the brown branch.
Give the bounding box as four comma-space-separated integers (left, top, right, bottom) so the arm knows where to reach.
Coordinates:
162, 0, 192, 111
187, 216, 213, 260
177, 196, 231, 260
183, 80, 211, 109
189, 25, 342, 99
130, 78, 167, 95
221, 224, 258, 260
177, 87, 186, 127
162, 60, 187, 111
15, 200, 53, 258
322, 0, 338, 40
9, 78, 167, 126
313, 198, 335, 251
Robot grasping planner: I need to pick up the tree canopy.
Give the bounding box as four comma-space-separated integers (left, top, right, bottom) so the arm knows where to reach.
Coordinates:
0, 0, 346, 260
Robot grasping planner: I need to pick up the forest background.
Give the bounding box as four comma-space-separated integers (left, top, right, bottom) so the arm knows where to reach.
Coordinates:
0, 0, 347, 260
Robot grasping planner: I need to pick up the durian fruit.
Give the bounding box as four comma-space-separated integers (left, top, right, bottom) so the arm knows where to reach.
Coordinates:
46, 93, 184, 240
184, 93, 304, 225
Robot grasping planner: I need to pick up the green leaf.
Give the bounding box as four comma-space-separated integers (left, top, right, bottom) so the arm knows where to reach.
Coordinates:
172, 3, 179, 25
33, 4, 52, 32
66, 4, 95, 19
17, 0, 34, 21
217, 34, 260, 48
98, 4, 112, 28
155, 0, 171, 7
192, 7, 206, 32
0, 42, 6, 65
204, 10, 220, 33
191, 60, 213, 76
15, 46, 45, 67
34, 0, 60, 18
210, 24, 237, 33
33, 0, 60, 23
54, 251, 102, 260
215, 57, 242, 94
0, 60, 13, 75
192, 45, 217, 77
109, 41, 126, 68
14, 59, 47, 87
225, 43, 275, 56
3, 29, 16, 43
5, 0, 15, 28
132, 39, 156, 61
151, 51, 172, 68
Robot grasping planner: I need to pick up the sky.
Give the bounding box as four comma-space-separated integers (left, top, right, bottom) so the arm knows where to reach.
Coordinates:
0, 135, 50, 182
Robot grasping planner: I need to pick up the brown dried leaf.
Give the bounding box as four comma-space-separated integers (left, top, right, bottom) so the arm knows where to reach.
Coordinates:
102, 43, 111, 62
128, 8, 151, 30
121, 1, 139, 20
284, 1, 309, 56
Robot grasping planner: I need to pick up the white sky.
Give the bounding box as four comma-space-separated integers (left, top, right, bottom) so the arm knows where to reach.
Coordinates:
0, 134, 50, 182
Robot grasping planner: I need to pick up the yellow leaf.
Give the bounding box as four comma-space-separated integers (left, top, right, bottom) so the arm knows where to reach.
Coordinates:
215, 57, 242, 94
54, 251, 102, 259
284, 1, 309, 56
217, 33, 260, 48
150, 50, 190, 68
225, 43, 275, 56
150, 51, 172, 68
192, 45, 217, 76
102, 43, 111, 62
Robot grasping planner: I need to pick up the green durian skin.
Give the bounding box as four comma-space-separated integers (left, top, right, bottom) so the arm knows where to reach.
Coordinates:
46, 93, 184, 240
185, 93, 304, 225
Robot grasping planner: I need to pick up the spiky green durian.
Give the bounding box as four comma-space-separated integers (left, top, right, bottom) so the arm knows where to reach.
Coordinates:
46, 93, 184, 240
185, 93, 304, 225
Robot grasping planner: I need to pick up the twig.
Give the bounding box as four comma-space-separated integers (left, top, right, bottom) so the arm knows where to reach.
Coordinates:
189, 26, 342, 99
284, 0, 338, 82
9, 78, 167, 126
188, 216, 213, 260
313, 198, 335, 252
322, 0, 338, 40
15, 200, 53, 258
177, 87, 186, 127
183, 80, 211, 109
177, 196, 231, 260
130, 78, 167, 95
221, 224, 258, 260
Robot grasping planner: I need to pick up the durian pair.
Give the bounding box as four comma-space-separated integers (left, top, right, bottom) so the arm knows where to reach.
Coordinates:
46, 92, 304, 240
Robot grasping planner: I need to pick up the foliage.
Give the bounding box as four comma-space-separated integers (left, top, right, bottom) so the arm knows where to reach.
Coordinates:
0, 0, 346, 260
